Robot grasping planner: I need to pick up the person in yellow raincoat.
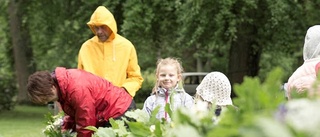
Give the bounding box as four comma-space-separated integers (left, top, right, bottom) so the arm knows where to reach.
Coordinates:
77, 6, 143, 97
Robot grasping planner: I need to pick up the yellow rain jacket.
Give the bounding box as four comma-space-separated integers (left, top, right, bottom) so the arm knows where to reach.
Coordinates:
77, 6, 143, 97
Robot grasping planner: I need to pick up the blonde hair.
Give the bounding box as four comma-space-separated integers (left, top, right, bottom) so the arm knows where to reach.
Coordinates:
152, 57, 184, 94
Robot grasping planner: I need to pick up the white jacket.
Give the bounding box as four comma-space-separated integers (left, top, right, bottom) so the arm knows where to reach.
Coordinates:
142, 87, 194, 122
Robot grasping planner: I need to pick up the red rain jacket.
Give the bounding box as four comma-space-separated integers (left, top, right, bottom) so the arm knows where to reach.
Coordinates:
55, 67, 132, 137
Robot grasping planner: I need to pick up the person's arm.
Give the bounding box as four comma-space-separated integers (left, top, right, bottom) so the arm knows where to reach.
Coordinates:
61, 115, 75, 132
71, 90, 96, 137
77, 52, 84, 70
184, 93, 194, 109
142, 96, 155, 116
121, 47, 144, 97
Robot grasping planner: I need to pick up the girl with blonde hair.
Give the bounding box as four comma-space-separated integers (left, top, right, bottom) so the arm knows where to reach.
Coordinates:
142, 57, 194, 122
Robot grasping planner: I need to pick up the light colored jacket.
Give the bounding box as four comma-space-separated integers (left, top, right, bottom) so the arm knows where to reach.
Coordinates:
77, 6, 143, 97
287, 25, 320, 98
143, 87, 194, 122
287, 58, 320, 96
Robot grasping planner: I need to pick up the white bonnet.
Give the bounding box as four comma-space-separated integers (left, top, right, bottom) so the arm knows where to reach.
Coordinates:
196, 71, 233, 106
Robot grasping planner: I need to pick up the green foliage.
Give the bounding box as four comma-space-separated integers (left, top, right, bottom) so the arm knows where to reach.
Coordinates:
42, 68, 320, 137
134, 70, 156, 103
27, 1, 94, 70
122, 0, 181, 69
234, 67, 285, 112
43, 112, 75, 137
84, 68, 292, 137
0, 0, 16, 112
2, 0, 320, 114
0, 30, 16, 111
0, 76, 17, 111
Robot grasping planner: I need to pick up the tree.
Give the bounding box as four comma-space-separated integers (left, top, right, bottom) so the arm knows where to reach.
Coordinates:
7, 0, 35, 103
122, 0, 181, 70
2, 0, 320, 104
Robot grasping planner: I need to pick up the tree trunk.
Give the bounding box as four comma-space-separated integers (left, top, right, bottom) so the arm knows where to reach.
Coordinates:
7, 1, 34, 103
228, 24, 261, 98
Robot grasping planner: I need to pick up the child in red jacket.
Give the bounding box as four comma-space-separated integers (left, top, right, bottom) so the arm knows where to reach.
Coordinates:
27, 67, 135, 137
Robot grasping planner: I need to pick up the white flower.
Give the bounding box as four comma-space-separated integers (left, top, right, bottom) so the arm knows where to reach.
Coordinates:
188, 100, 210, 119
43, 124, 55, 133
193, 100, 209, 112
285, 99, 320, 135
53, 118, 63, 127
149, 125, 155, 132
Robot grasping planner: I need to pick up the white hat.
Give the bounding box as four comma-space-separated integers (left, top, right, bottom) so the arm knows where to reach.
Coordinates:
196, 72, 233, 106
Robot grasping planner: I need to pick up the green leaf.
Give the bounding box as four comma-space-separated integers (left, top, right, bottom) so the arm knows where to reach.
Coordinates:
164, 103, 172, 120
125, 109, 150, 123
111, 119, 130, 137
109, 118, 119, 129
94, 127, 116, 137
85, 126, 98, 132
154, 120, 162, 137
127, 122, 152, 137
167, 124, 202, 137
150, 106, 161, 124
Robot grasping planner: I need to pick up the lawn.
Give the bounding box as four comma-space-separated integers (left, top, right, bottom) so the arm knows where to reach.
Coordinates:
0, 103, 144, 137
0, 105, 51, 137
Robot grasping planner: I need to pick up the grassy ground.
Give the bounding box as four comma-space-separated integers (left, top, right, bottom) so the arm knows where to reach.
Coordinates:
0, 105, 51, 137
0, 103, 144, 137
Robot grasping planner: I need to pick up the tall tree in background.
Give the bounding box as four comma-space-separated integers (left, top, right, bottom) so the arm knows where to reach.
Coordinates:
175, 0, 234, 72
122, 0, 180, 70
7, 0, 34, 103
174, 0, 318, 95
28, 0, 123, 70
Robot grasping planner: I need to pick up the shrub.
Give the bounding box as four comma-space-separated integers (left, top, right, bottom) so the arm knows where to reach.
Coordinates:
43, 112, 75, 137
0, 75, 17, 112
45, 67, 320, 137
134, 70, 156, 103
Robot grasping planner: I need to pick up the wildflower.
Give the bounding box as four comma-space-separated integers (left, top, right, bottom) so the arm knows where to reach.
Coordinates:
149, 125, 155, 132
53, 118, 63, 127
285, 99, 320, 135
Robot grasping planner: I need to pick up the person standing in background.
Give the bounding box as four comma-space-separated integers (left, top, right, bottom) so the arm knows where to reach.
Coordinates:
286, 25, 320, 99
77, 6, 143, 97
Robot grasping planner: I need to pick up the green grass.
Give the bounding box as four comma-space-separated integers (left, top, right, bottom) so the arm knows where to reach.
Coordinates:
0, 103, 144, 137
0, 105, 52, 137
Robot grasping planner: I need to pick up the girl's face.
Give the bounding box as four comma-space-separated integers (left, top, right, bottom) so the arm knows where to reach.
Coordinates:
157, 65, 181, 90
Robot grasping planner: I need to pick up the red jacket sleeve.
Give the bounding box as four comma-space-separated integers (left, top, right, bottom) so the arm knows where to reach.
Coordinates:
62, 115, 75, 131
70, 88, 96, 137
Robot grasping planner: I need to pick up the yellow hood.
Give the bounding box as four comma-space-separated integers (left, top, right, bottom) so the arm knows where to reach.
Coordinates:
87, 6, 117, 41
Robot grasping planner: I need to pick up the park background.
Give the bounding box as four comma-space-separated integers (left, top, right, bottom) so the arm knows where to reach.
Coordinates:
0, 0, 319, 136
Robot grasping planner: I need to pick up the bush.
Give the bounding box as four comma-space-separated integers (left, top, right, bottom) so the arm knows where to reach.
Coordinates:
89, 67, 317, 137
0, 76, 17, 112
134, 70, 156, 103
45, 67, 320, 137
